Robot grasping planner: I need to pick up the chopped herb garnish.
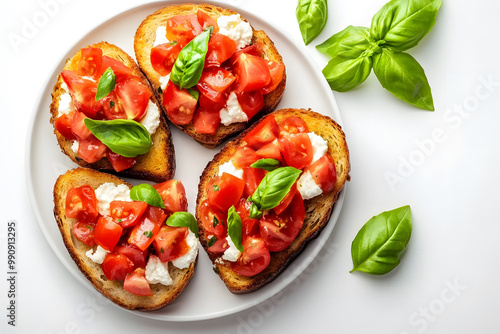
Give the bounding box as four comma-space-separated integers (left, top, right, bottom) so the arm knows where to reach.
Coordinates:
213, 184, 220, 191
110, 101, 115, 108
158, 86, 163, 94
213, 216, 219, 228
143, 231, 153, 238
208, 236, 217, 247
84, 225, 94, 231
160, 247, 164, 253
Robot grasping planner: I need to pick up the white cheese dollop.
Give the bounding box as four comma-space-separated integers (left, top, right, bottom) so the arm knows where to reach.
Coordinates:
308, 132, 328, 164
218, 160, 244, 179
57, 88, 75, 116
145, 255, 173, 286
171, 230, 199, 269
159, 73, 170, 91
222, 236, 241, 262
71, 140, 79, 154
219, 92, 248, 126
153, 26, 169, 47
297, 170, 323, 200
94, 183, 132, 216
85, 246, 109, 264
140, 100, 161, 135
217, 14, 253, 50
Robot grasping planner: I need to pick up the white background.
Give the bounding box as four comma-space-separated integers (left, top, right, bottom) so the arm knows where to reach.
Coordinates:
1, 0, 499, 333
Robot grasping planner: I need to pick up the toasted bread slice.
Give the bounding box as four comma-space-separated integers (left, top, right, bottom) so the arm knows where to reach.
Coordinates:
50, 42, 175, 183
196, 108, 350, 293
53, 168, 196, 311
134, 3, 286, 148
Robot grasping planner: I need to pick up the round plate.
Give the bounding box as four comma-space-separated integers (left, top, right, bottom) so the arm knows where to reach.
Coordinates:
25, 0, 346, 322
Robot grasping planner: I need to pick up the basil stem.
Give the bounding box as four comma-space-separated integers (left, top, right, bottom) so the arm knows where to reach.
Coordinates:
170, 27, 212, 89
250, 158, 281, 171
227, 206, 243, 252
296, 0, 328, 45
166, 211, 199, 237
84, 118, 152, 157
350, 205, 412, 275
95, 67, 116, 101
130, 184, 165, 209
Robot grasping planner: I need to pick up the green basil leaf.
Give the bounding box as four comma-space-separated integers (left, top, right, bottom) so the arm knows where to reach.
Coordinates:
248, 202, 263, 220
322, 53, 373, 92
250, 158, 280, 171
251, 166, 301, 211
296, 0, 328, 45
208, 236, 217, 247
350, 205, 412, 275
95, 67, 116, 101
166, 211, 199, 237
373, 48, 434, 110
130, 184, 165, 209
84, 118, 152, 157
170, 27, 212, 89
316, 26, 374, 58
370, 0, 442, 51
144, 231, 153, 238
227, 206, 243, 252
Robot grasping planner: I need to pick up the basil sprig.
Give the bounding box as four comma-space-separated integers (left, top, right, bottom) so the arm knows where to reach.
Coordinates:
250, 158, 280, 172
166, 211, 199, 237
84, 118, 152, 157
248, 166, 301, 219
316, 0, 442, 110
130, 184, 165, 209
296, 0, 328, 45
350, 205, 412, 275
227, 206, 243, 252
170, 27, 212, 90
95, 67, 116, 101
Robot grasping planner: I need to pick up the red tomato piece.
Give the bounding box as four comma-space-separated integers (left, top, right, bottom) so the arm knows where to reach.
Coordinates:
65, 185, 98, 224
197, 10, 219, 32
242, 167, 266, 198
236, 90, 264, 120
124, 268, 152, 296
198, 92, 226, 112
207, 237, 229, 254
102, 254, 134, 281
206, 33, 236, 67
231, 146, 260, 169
259, 192, 305, 252
197, 67, 235, 104
231, 237, 271, 277
128, 206, 166, 251
54, 113, 77, 141
77, 47, 102, 79
166, 14, 203, 45
77, 135, 107, 164
114, 241, 148, 270
60, 70, 101, 118
150, 42, 182, 76
94, 216, 123, 252
304, 154, 337, 194
229, 44, 263, 65
206, 173, 245, 212
261, 61, 285, 94
279, 133, 313, 170
100, 92, 127, 120
255, 140, 283, 162
198, 199, 227, 239
72, 221, 96, 247
243, 115, 280, 150
193, 107, 221, 135
153, 225, 190, 262
70, 110, 91, 140
106, 149, 137, 172
273, 184, 297, 215
100, 56, 133, 82
115, 76, 151, 121
109, 200, 147, 228
163, 81, 198, 125
235, 198, 260, 236
232, 53, 271, 93
278, 116, 309, 135
153, 179, 188, 214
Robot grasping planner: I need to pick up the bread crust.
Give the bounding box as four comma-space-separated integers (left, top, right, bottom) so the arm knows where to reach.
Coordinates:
196, 108, 350, 293
134, 3, 286, 148
53, 168, 196, 311
50, 42, 175, 183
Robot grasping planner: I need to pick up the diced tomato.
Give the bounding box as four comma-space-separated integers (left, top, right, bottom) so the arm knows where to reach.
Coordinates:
197, 67, 235, 105
166, 14, 203, 45
193, 107, 221, 135
124, 268, 152, 296
243, 115, 280, 149
273, 183, 297, 215
230, 44, 263, 64
242, 167, 266, 198
259, 192, 305, 252
114, 241, 148, 270
94, 216, 123, 252
304, 154, 337, 194
77, 47, 103, 79
70, 110, 91, 140
232, 53, 271, 93
206, 33, 236, 67
128, 206, 166, 251
109, 200, 148, 228
61, 70, 101, 118
207, 237, 229, 254
235, 198, 260, 236
198, 92, 226, 112
231, 146, 260, 168
235, 90, 264, 119
153, 225, 190, 262
100, 56, 134, 82
77, 135, 107, 164
107, 149, 137, 172
279, 133, 313, 170
255, 140, 283, 162
150, 42, 182, 76
163, 80, 198, 125
278, 116, 309, 135
115, 76, 151, 121
197, 10, 219, 32
153, 179, 188, 214
100, 92, 128, 120
231, 237, 271, 277
54, 113, 77, 140
207, 173, 245, 212
65, 185, 98, 224
72, 221, 96, 247
102, 254, 134, 281
198, 199, 227, 239
261, 61, 285, 94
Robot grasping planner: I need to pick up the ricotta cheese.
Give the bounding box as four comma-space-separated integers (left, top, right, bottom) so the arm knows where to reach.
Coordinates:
297, 170, 323, 200
218, 160, 244, 179
217, 14, 253, 50
171, 230, 199, 269
85, 245, 109, 264
145, 255, 173, 286
159, 73, 170, 91
57, 85, 75, 116
71, 140, 79, 154
94, 183, 132, 216
140, 100, 161, 134
219, 92, 248, 126
308, 132, 328, 163
153, 26, 169, 47
222, 236, 241, 262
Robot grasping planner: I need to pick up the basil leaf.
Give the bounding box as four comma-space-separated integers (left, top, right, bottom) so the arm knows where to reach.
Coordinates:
373, 48, 434, 110
250, 158, 280, 171
251, 167, 301, 211
95, 67, 116, 101
166, 211, 199, 237
227, 206, 243, 252
370, 0, 442, 51
208, 236, 217, 247
322, 53, 373, 92
296, 0, 328, 45
316, 26, 374, 58
84, 118, 152, 157
130, 184, 165, 209
249, 202, 263, 220
170, 27, 212, 89
350, 205, 412, 275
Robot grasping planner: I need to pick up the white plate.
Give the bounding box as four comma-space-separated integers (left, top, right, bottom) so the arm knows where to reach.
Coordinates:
25, 0, 346, 322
